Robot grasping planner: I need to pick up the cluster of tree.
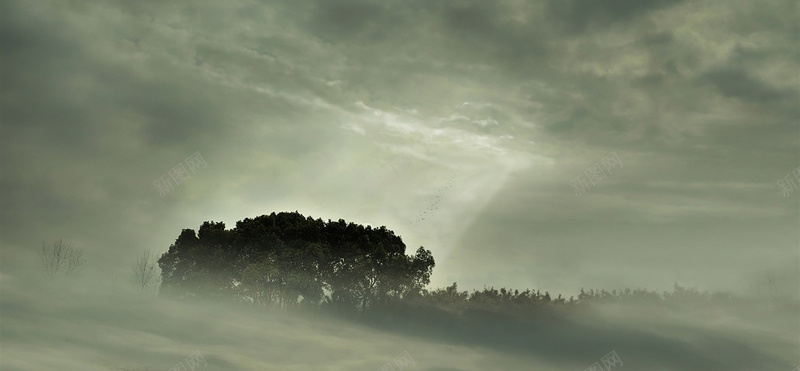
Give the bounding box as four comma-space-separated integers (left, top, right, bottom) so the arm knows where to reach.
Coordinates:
41, 215, 792, 324
576, 285, 742, 308
408, 283, 575, 314
157, 212, 435, 313
402, 283, 742, 317
156, 211, 793, 321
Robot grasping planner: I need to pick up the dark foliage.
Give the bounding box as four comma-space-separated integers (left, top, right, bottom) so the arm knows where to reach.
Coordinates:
158, 211, 434, 312
158, 211, 745, 322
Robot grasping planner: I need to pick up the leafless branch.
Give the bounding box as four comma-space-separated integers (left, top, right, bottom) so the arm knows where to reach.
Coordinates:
132, 249, 160, 294
39, 239, 85, 278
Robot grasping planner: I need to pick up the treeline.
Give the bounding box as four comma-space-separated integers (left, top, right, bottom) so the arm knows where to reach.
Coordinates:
157, 211, 761, 320
157, 211, 434, 313
403, 283, 743, 318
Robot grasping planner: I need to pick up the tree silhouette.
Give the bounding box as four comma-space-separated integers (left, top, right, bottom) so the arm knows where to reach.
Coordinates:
38, 239, 85, 278
158, 212, 434, 313
156, 211, 751, 322
131, 249, 160, 294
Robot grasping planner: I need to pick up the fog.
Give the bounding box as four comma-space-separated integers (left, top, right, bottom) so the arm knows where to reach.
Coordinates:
1, 0, 799, 369
1, 257, 797, 370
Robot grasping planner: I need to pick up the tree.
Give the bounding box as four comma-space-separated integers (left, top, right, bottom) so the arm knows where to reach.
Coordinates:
132, 249, 160, 294
751, 269, 794, 301
39, 239, 85, 278
158, 211, 434, 313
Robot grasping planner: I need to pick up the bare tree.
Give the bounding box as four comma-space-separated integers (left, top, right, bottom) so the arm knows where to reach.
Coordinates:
131, 249, 160, 294
752, 269, 793, 301
39, 239, 85, 278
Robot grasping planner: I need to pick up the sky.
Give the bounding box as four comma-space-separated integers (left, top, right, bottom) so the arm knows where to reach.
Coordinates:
1, 0, 799, 298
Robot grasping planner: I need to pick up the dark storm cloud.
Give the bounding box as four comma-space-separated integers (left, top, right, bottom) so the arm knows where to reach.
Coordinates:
546, 0, 685, 33
307, 0, 401, 43
437, 1, 549, 72
640, 31, 674, 46
0, 1, 232, 152
699, 67, 794, 105
0, 0, 350, 271
0, 2, 94, 146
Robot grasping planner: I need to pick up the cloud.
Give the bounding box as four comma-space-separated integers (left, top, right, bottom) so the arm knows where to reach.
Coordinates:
545, 0, 685, 33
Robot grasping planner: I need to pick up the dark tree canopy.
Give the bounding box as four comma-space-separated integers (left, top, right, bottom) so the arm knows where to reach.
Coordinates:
157, 211, 738, 323
158, 211, 435, 312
